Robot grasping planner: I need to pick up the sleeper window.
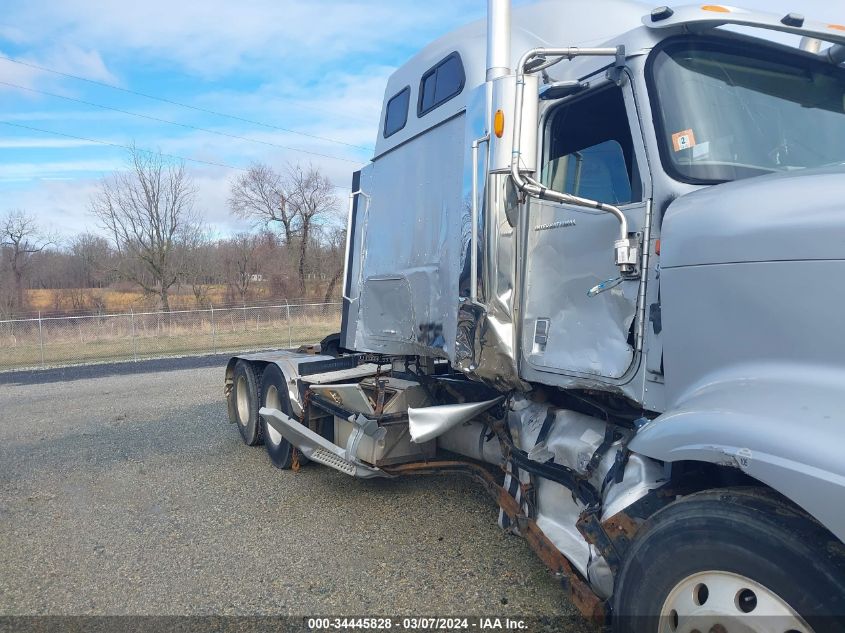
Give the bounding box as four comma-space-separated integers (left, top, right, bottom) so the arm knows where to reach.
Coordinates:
384, 86, 410, 138
542, 87, 641, 205
418, 53, 465, 116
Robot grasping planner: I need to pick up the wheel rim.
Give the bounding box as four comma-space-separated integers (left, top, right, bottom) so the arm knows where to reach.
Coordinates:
264, 385, 283, 446
235, 375, 250, 427
660, 570, 813, 633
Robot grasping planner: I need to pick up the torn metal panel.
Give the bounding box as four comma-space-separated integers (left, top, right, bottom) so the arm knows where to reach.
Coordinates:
456, 302, 530, 392
507, 395, 665, 598
456, 173, 530, 391
408, 397, 504, 444
521, 198, 645, 380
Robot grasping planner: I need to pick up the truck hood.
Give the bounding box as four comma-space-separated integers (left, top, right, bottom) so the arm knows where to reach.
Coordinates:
661, 165, 845, 268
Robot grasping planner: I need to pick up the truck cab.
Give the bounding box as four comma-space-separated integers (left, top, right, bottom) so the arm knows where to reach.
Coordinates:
226, 2, 845, 629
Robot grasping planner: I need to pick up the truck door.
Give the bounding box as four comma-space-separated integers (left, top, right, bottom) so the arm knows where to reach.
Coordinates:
521, 84, 647, 380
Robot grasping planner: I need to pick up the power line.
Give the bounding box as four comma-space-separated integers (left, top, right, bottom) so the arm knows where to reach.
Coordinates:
0, 120, 353, 190
0, 79, 365, 165
0, 54, 375, 151
1, 120, 245, 171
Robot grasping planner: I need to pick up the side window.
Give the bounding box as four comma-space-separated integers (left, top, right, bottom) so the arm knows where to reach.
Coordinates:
418, 52, 465, 117
383, 86, 410, 138
542, 87, 641, 205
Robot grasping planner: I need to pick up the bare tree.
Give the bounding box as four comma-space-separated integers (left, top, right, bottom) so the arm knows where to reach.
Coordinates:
90, 147, 201, 311
69, 233, 114, 289
181, 239, 216, 307
229, 163, 296, 244
228, 162, 339, 297
284, 164, 338, 297
0, 210, 54, 313
317, 223, 347, 303
222, 234, 261, 304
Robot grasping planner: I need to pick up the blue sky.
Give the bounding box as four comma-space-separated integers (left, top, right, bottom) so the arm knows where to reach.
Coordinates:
0, 0, 841, 239
0, 0, 491, 238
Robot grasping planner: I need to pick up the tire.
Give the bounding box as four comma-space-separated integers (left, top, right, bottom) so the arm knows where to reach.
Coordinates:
232, 360, 263, 446
613, 488, 845, 633
260, 364, 297, 469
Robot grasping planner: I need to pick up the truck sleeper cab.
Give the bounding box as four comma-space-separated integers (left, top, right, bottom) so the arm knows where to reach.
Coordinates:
225, 2, 845, 630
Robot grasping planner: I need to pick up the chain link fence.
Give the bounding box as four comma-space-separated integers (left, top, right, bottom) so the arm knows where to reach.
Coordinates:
0, 302, 342, 372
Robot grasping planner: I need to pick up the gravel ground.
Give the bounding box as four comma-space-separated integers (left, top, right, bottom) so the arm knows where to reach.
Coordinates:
0, 359, 583, 625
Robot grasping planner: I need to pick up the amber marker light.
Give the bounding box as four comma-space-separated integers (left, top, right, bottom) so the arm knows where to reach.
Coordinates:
702, 5, 731, 12
494, 110, 505, 138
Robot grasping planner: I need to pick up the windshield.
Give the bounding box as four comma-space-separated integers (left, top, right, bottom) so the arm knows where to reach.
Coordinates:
649, 38, 845, 183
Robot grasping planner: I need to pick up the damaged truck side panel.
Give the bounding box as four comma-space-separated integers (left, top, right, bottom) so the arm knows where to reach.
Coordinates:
226, 0, 845, 627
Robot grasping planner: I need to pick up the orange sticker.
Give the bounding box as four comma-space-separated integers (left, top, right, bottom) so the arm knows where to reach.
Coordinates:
672, 129, 697, 152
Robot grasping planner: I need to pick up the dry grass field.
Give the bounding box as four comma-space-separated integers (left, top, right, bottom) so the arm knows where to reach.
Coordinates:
26, 286, 256, 314
0, 303, 340, 371
24, 281, 342, 316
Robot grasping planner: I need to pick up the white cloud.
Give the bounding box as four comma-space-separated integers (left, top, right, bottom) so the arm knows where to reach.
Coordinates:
0, 159, 121, 179
0, 49, 48, 90
1, 177, 102, 237
0, 43, 118, 92
185, 64, 392, 159
2, 0, 482, 78
33, 43, 118, 84
0, 22, 26, 45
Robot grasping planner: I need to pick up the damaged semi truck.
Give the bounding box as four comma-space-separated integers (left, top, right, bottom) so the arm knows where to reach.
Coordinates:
225, 1, 845, 629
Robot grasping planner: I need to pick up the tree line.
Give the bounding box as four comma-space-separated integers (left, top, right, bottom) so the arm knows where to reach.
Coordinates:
0, 148, 347, 318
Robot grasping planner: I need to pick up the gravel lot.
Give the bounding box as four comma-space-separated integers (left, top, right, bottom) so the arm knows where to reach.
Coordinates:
0, 358, 581, 624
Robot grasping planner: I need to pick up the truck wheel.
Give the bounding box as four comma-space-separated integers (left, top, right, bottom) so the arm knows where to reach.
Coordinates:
613, 488, 845, 633
232, 360, 263, 446
260, 364, 297, 469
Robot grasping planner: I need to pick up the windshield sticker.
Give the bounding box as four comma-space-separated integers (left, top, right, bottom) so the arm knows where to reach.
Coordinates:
672, 129, 697, 152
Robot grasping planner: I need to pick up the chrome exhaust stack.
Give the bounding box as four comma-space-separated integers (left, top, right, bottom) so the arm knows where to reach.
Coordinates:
485, 1, 639, 280
486, 0, 511, 81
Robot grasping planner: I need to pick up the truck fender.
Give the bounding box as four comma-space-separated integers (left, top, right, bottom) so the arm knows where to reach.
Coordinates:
629, 364, 845, 543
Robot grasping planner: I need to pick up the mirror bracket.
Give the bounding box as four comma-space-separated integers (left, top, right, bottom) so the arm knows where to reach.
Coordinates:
606, 45, 628, 86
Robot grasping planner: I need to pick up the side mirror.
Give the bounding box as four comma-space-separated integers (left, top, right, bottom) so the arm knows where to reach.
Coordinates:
539, 81, 589, 101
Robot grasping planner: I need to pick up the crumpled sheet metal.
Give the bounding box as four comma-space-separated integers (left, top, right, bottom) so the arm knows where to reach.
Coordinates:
455, 169, 530, 391
455, 300, 531, 392
408, 397, 504, 444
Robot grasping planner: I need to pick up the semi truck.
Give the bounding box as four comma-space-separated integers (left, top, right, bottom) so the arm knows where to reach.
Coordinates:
224, 1, 845, 629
